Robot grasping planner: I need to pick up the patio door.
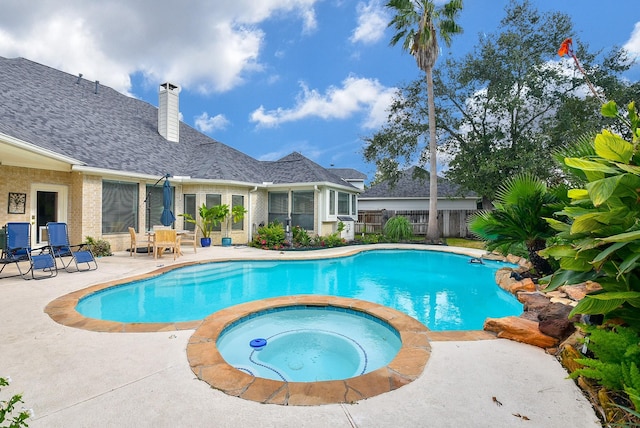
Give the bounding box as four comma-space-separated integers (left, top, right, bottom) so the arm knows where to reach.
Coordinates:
30, 184, 68, 246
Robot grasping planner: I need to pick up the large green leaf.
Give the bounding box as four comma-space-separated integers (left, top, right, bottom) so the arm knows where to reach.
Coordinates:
586, 175, 625, 206
567, 188, 589, 201
564, 157, 619, 174
594, 130, 634, 163
600, 230, 640, 243
615, 163, 640, 175
569, 295, 625, 317
560, 256, 593, 272
592, 242, 627, 265
544, 218, 571, 232
601, 100, 618, 118
540, 270, 598, 291
539, 244, 576, 258
619, 253, 640, 275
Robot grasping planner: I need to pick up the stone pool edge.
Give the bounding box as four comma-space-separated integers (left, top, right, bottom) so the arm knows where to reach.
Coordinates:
43, 245, 500, 338
187, 295, 434, 406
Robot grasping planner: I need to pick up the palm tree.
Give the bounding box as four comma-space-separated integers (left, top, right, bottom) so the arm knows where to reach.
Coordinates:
468, 174, 564, 275
386, 0, 463, 242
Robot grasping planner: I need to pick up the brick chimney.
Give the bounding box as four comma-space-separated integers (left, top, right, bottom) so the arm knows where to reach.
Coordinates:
158, 82, 179, 142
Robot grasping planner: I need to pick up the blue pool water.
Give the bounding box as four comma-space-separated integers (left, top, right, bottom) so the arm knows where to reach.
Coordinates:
217, 306, 402, 381
77, 249, 522, 330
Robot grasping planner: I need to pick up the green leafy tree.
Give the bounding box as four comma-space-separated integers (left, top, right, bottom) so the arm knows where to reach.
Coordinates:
468, 173, 565, 275
370, 0, 463, 241
379, 0, 636, 206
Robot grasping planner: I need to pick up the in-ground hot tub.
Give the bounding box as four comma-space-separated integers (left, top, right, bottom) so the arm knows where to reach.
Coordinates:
187, 295, 431, 406
216, 305, 402, 382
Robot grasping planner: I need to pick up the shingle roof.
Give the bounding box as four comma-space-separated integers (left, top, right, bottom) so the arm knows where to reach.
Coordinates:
262, 152, 350, 187
327, 168, 367, 180
0, 56, 354, 188
360, 166, 476, 198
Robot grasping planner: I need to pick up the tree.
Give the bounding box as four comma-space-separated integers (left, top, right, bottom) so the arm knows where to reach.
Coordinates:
379, 0, 463, 241
434, 0, 636, 205
468, 173, 564, 275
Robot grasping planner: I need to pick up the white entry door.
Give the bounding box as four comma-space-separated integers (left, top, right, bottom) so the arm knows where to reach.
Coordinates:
30, 183, 68, 246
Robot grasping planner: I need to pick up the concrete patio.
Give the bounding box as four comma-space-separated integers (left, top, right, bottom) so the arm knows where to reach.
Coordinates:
0, 244, 600, 427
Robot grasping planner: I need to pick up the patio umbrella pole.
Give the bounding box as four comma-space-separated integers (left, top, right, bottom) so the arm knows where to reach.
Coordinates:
143, 174, 172, 230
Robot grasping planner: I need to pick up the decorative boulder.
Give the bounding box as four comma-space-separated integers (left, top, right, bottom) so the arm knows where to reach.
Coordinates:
484, 316, 558, 348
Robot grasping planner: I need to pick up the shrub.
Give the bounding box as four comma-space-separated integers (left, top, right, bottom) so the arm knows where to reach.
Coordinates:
85, 236, 112, 257
0, 377, 31, 427
571, 324, 640, 411
383, 216, 413, 242
292, 226, 311, 247
250, 222, 285, 250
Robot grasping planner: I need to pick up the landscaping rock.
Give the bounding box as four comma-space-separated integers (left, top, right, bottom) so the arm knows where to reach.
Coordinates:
509, 277, 536, 293
517, 292, 551, 312
539, 318, 575, 340
483, 316, 558, 348
561, 281, 603, 301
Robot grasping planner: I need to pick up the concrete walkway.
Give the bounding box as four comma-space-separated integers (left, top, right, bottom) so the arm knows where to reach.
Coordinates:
0, 245, 600, 427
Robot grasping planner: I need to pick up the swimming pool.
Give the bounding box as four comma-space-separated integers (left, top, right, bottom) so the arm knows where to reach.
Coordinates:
76, 249, 521, 330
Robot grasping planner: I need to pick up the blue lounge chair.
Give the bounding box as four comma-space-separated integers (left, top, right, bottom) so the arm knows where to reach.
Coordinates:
0, 222, 57, 280
46, 222, 98, 272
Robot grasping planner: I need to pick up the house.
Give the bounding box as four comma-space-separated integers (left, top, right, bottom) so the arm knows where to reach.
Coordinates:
358, 166, 478, 211
0, 57, 360, 250
357, 166, 478, 237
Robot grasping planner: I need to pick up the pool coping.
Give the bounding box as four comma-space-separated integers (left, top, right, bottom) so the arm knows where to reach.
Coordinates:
187, 295, 432, 406
43, 246, 501, 338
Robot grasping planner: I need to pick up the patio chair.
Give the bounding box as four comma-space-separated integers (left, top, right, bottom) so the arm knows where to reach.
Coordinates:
46, 222, 98, 272
0, 222, 57, 280
128, 227, 152, 257
153, 229, 179, 260
179, 228, 197, 254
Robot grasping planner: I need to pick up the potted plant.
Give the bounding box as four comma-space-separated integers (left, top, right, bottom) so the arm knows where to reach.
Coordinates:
220, 204, 247, 247
180, 204, 221, 247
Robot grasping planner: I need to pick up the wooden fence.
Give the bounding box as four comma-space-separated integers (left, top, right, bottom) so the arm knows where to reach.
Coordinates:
355, 209, 477, 238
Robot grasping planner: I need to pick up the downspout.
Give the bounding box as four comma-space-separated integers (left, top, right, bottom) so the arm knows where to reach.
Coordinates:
249, 186, 258, 242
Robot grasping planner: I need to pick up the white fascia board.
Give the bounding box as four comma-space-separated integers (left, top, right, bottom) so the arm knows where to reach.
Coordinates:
0, 132, 85, 165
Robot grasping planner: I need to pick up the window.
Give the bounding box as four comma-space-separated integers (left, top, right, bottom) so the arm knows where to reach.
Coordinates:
231, 195, 244, 231
351, 194, 357, 216
205, 194, 222, 231
145, 184, 172, 231
268, 192, 288, 225
329, 190, 335, 216
102, 180, 138, 234
338, 192, 350, 215
183, 194, 196, 231
292, 191, 314, 230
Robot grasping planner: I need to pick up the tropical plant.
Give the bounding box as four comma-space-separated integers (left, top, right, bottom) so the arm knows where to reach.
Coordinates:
468, 173, 564, 275
215, 204, 247, 238
539, 100, 640, 328
180, 203, 223, 238
383, 216, 413, 241
384, 0, 463, 241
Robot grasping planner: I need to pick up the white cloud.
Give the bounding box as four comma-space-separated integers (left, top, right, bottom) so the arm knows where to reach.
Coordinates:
194, 112, 230, 133
624, 22, 640, 57
0, 0, 319, 94
350, 0, 388, 45
250, 75, 396, 129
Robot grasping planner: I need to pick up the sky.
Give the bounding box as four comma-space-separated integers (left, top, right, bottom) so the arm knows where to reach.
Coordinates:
1, 0, 638, 182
